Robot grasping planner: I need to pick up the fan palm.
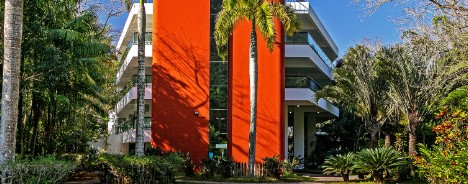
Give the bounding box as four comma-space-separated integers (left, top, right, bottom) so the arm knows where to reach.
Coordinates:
322, 152, 355, 182
214, 0, 300, 176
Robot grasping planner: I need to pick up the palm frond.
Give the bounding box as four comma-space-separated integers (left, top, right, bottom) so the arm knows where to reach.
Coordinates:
214, 8, 245, 60
271, 3, 301, 36
255, 2, 275, 51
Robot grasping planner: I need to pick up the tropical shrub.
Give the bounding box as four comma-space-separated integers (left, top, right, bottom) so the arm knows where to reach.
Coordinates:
282, 156, 301, 175
97, 154, 182, 183
214, 157, 235, 178
415, 109, 468, 183
182, 154, 196, 178
0, 156, 77, 183
263, 155, 282, 179
353, 147, 407, 183
321, 152, 355, 182
199, 158, 217, 179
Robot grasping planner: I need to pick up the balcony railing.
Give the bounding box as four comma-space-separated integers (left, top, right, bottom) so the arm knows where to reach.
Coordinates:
285, 0, 310, 14
132, 0, 153, 3
285, 76, 321, 92
116, 117, 151, 134
286, 32, 334, 70
285, 0, 310, 2
120, 75, 152, 98
120, 32, 152, 62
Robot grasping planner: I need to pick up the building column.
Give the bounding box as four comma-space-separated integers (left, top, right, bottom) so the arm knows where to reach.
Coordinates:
293, 107, 304, 158
284, 104, 289, 158
306, 112, 317, 159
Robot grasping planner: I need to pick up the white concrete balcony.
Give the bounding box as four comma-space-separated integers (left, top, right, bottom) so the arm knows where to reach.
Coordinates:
285, 43, 333, 85
286, 0, 338, 61
115, 44, 152, 87
116, 3, 153, 53
115, 84, 152, 114
285, 76, 338, 117
123, 129, 152, 143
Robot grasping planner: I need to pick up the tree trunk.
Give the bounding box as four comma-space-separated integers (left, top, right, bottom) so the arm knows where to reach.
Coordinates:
384, 132, 391, 148
247, 20, 258, 177
135, 0, 146, 157
341, 172, 350, 182
395, 133, 403, 151
373, 171, 384, 183
408, 131, 418, 156
370, 131, 378, 148
30, 93, 41, 156
0, 0, 24, 163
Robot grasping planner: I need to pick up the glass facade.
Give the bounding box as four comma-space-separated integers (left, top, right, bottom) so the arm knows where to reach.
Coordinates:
209, 0, 228, 158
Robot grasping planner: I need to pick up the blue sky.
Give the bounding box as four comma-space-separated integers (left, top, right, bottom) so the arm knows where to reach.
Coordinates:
309, 0, 403, 56
109, 1, 404, 57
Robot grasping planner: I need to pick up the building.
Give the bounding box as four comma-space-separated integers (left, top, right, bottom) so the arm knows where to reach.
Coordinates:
104, 0, 340, 164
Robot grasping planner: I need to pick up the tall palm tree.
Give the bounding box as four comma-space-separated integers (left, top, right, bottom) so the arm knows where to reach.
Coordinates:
121, 0, 145, 157
136, 0, 147, 157
0, 0, 25, 163
214, 0, 300, 176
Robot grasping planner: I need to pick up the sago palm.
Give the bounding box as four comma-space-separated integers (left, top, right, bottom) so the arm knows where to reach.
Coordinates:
214, 0, 300, 176
322, 152, 355, 182
353, 147, 407, 183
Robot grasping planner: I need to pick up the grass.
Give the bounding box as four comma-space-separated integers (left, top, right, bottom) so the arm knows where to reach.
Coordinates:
176, 173, 317, 183
330, 182, 426, 184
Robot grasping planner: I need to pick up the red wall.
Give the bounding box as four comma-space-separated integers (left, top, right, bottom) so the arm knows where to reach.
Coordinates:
228, 0, 285, 162
151, 0, 210, 161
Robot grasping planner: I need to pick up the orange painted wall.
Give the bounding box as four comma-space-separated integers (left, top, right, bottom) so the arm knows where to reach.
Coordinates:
228, 0, 285, 162
151, 0, 210, 161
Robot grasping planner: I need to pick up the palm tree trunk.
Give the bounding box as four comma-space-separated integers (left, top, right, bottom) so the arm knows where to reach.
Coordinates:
136, 0, 146, 157
408, 113, 419, 156
370, 131, 378, 148
384, 132, 391, 148
0, 0, 24, 163
248, 20, 258, 177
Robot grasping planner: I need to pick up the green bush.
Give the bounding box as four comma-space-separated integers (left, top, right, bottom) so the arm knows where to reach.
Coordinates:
321, 152, 355, 182
198, 156, 235, 179
353, 147, 407, 183
199, 158, 217, 179
182, 154, 196, 178
60, 151, 99, 171
97, 153, 183, 183
282, 156, 301, 176
214, 157, 235, 178
263, 155, 282, 179
415, 110, 468, 183
0, 156, 77, 184
416, 143, 468, 183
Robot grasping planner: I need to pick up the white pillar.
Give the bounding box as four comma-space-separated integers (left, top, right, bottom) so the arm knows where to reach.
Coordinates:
306, 113, 317, 159
284, 104, 289, 158
293, 107, 304, 158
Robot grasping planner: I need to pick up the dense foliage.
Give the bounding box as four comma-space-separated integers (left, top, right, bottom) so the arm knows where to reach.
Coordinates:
321, 153, 355, 182
0, 156, 77, 183
262, 156, 282, 179
97, 153, 184, 183
0, 0, 117, 157
353, 147, 408, 182
199, 156, 235, 179
415, 109, 468, 183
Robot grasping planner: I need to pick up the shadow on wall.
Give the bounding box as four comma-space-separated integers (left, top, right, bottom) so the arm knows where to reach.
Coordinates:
228, 22, 285, 162
151, 28, 210, 161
